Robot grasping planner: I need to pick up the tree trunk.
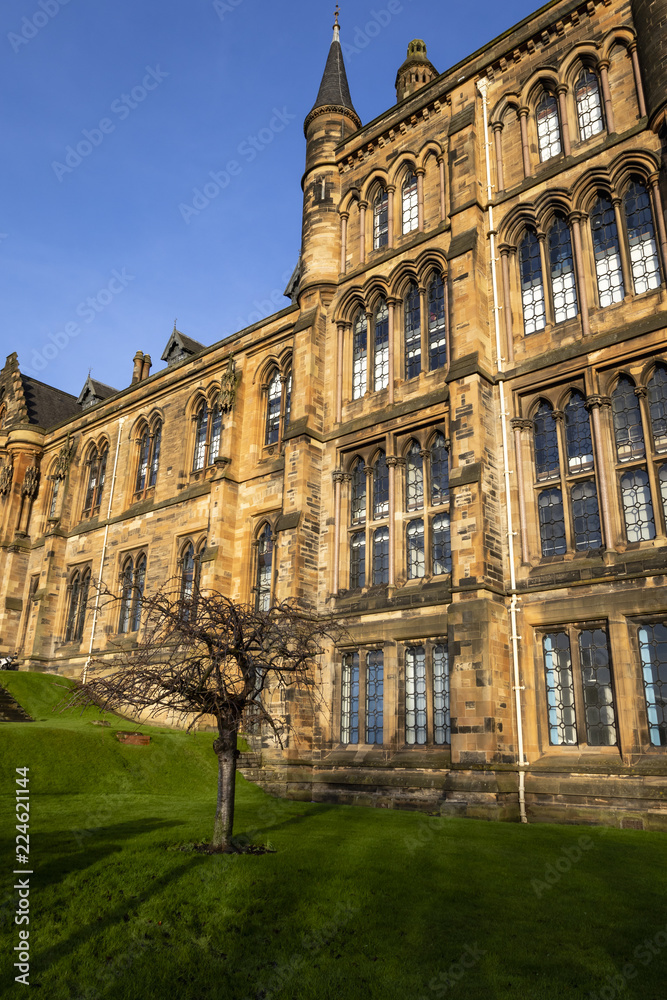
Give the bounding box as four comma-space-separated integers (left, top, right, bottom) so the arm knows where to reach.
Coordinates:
212, 716, 239, 850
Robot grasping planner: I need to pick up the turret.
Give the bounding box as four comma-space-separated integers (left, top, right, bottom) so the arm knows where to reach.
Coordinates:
395, 40, 438, 104
299, 11, 361, 302
630, 0, 667, 132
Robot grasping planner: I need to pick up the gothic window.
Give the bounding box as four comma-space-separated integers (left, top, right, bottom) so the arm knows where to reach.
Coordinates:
543, 626, 617, 747
352, 311, 368, 400
591, 195, 624, 307
265, 372, 282, 445
373, 188, 389, 249
405, 643, 450, 746
432, 512, 452, 574
624, 180, 662, 295
548, 216, 578, 324
406, 441, 424, 509
538, 488, 567, 556
520, 229, 546, 334
570, 478, 603, 551
373, 452, 389, 519
405, 646, 427, 744
83, 445, 107, 517
612, 377, 645, 463
536, 91, 562, 161
48, 477, 60, 519
534, 402, 560, 481
402, 170, 418, 234
575, 69, 604, 140
255, 524, 273, 611
366, 650, 384, 744
119, 558, 134, 634
135, 420, 162, 497
120, 553, 147, 634
428, 274, 447, 370
349, 531, 366, 589
620, 468, 655, 541
193, 402, 209, 470
132, 554, 146, 632
350, 459, 366, 523
374, 300, 389, 391
404, 281, 421, 378
65, 567, 90, 643
341, 652, 360, 744
565, 391, 594, 474
209, 406, 222, 464
638, 621, 667, 747
406, 519, 425, 579
648, 366, 667, 452
433, 644, 451, 744
372, 527, 389, 585
284, 372, 292, 430
430, 433, 450, 505
149, 422, 161, 489
135, 430, 150, 493
180, 542, 201, 619
611, 374, 661, 542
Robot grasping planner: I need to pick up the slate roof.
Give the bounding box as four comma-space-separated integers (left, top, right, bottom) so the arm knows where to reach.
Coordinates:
76, 375, 119, 407
21, 376, 80, 428
161, 328, 206, 364
307, 36, 361, 126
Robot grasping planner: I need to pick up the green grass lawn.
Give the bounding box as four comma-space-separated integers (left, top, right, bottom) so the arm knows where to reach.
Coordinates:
1, 670, 666, 1000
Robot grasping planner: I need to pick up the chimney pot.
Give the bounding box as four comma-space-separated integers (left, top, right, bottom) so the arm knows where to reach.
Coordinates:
141, 355, 152, 381
132, 351, 144, 383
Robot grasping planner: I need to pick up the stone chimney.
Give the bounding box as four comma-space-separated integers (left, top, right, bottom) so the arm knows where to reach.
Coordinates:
141, 354, 152, 381
132, 351, 145, 383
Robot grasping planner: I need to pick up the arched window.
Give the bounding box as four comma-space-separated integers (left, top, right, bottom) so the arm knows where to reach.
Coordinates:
149, 422, 161, 488
135, 429, 150, 494
350, 459, 366, 522
564, 391, 594, 473
624, 180, 662, 295
611, 376, 645, 462
404, 281, 421, 378
575, 68, 604, 140
119, 558, 134, 634
536, 91, 561, 161
256, 524, 274, 611
648, 366, 667, 452
406, 441, 424, 509
120, 554, 147, 634
265, 373, 281, 445
372, 452, 389, 519
352, 311, 368, 400
406, 519, 425, 579
48, 477, 60, 519
534, 402, 560, 480
83, 446, 107, 517
284, 372, 292, 430
548, 216, 578, 324
373, 301, 389, 391
193, 402, 209, 471
349, 531, 366, 589
180, 542, 201, 619
65, 571, 80, 642
209, 405, 222, 464
373, 188, 389, 249
520, 229, 546, 334
432, 512, 452, 574
66, 568, 90, 642
591, 195, 624, 307
372, 526, 389, 585
430, 433, 449, 505
131, 554, 146, 632
428, 275, 447, 370
402, 170, 418, 234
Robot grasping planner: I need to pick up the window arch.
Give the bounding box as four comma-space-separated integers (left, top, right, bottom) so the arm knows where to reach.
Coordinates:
83, 444, 107, 517
430, 433, 450, 505
373, 187, 389, 249
648, 365, 667, 452
193, 401, 209, 471
406, 441, 424, 510
402, 169, 418, 234
575, 68, 604, 140
65, 567, 90, 643
134, 419, 162, 498
352, 311, 368, 400
536, 90, 561, 161
520, 229, 546, 335
404, 281, 421, 378
611, 376, 645, 463
135, 427, 150, 493
623, 179, 662, 295
119, 553, 147, 634
255, 523, 274, 611
372, 526, 389, 584
350, 458, 366, 523
373, 300, 389, 391
534, 401, 560, 480
564, 391, 594, 474
590, 194, 624, 307
265, 372, 282, 445
406, 519, 425, 579
548, 215, 578, 324
428, 274, 447, 370
179, 541, 202, 619
372, 451, 389, 519
149, 421, 162, 488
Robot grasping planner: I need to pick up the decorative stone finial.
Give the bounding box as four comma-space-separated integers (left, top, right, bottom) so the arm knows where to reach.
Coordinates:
333, 5, 340, 41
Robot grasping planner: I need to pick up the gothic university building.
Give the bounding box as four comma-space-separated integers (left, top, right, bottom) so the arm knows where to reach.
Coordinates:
2, 0, 667, 826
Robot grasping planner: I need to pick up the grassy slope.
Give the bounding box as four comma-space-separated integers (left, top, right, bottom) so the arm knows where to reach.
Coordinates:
1, 671, 666, 1000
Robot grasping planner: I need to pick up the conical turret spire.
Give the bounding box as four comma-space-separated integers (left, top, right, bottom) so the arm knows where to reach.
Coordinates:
304, 9, 361, 132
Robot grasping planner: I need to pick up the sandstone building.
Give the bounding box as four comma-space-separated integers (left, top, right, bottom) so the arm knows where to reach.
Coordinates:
2, 0, 667, 826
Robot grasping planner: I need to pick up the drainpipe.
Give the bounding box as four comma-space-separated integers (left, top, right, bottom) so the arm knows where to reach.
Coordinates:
477, 78, 528, 823
82, 417, 125, 684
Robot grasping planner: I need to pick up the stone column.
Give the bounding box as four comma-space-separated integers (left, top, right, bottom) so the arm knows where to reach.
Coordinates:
340, 213, 348, 274
359, 201, 367, 266
387, 185, 395, 249
511, 419, 532, 564
598, 61, 615, 133
387, 299, 396, 406
332, 471, 344, 595
537, 232, 553, 327
612, 196, 633, 295
492, 122, 504, 193
437, 157, 447, 220
649, 172, 667, 279
518, 108, 531, 179
336, 323, 345, 424
387, 457, 398, 587
556, 86, 571, 156
499, 245, 514, 365
417, 169, 425, 232
568, 213, 590, 336
628, 43, 647, 119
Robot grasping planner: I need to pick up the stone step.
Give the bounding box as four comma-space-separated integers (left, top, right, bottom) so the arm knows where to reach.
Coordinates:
0, 685, 33, 723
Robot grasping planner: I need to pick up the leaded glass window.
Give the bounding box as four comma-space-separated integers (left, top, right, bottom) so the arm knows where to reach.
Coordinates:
349, 531, 366, 589
65, 572, 81, 642
575, 69, 604, 140
181, 543, 196, 613
372, 527, 389, 585
149, 423, 161, 489
612, 376, 645, 462
431, 434, 450, 505
131, 555, 146, 633
533, 402, 560, 481
350, 460, 366, 523
406, 442, 424, 509
256, 525, 273, 611
538, 488, 567, 556
374, 301, 389, 391
407, 519, 425, 579
84, 452, 99, 515
208, 406, 222, 464
544, 632, 577, 745
284, 373, 292, 430
591, 195, 624, 307
432, 513, 452, 574
565, 391, 594, 473
638, 622, 667, 746
49, 478, 60, 519
548, 216, 578, 323
265, 372, 282, 445
648, 366, 667, 452
433, 644, 450, 745
341, 652, 360, 744
428, 275, 447, 370
520, 230, 546, 334
373, 189, 389, 249
571, 480, 602, 550
405, 646, 427, 745
135, 431, 150, 493
97, 450, 107, 510
193, 403, 208, 470
373, 452, 389, 519
620, 468, 655, 541
402, 171, 418, 234
352, 311, 367, 400
119, 559, 134, 634
659, 465, 667, 524
404, 282, 421, 378
366, 651, 384, 744
578, 627, 617, 746
536, 92, 561, 161
624, 179, 661, 295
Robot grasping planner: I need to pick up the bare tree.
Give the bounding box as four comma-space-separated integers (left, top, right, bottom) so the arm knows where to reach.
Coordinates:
69, 586, 344, 851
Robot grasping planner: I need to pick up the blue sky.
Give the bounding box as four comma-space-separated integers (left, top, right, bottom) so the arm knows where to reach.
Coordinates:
0, 0, 540, 398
